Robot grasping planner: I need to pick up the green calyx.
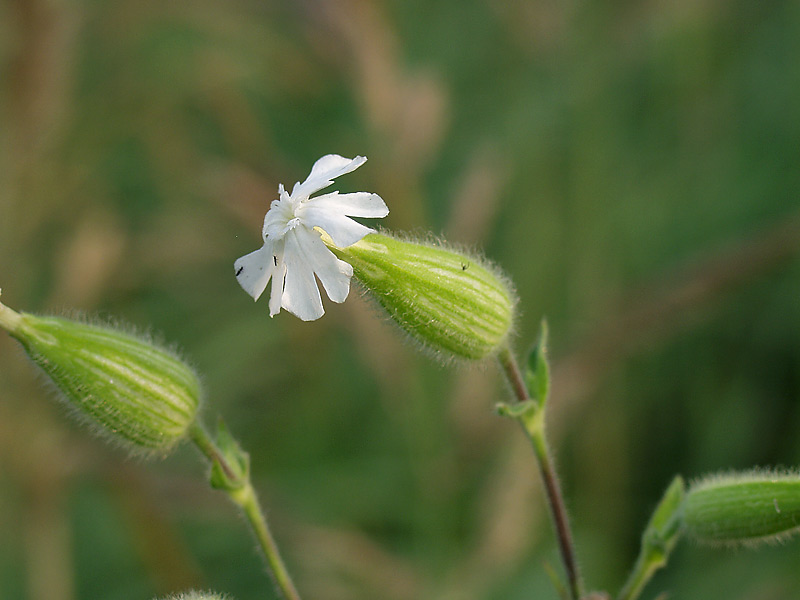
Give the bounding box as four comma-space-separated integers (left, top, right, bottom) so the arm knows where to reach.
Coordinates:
158, 592, 230, 600
329, 233, 515, 360
0, 297, 200, 454
683, 471, 800, 546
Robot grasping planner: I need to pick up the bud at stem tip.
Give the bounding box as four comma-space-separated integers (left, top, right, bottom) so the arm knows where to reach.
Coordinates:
328, 233, 515, 360
683, 471, 800, 546
0, 294, 201, 455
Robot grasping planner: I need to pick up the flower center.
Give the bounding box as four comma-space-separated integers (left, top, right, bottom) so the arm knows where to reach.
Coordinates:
263, 193, 304, 240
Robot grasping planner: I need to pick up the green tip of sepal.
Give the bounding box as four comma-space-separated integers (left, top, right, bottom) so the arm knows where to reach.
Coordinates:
683, 470, 800, 547
524, 319, 550, 409
328, 232, 516, 361
643, 475, 685, 548
0, 297, 200, 456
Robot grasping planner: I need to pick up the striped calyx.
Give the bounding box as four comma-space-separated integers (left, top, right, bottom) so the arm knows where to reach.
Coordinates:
683, 472, 800, 546
0, 298, 200, 454
159, 593, 229, 600
329, 233, 515, 360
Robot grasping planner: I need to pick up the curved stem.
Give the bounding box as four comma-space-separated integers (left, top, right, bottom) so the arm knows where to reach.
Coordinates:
189, 423, 301, 600
497, 345, 583, 600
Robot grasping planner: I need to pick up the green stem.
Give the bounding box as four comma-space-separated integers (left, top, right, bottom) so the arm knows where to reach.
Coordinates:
617, 551, 661, 600
617, 512, 681, 600
617, 476, 684, 600
497, 345, 583, 600
189, 422, 301, 600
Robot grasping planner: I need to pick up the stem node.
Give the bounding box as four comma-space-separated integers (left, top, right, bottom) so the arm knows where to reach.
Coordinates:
190, 422, 301, 600
497, 344, 583, 600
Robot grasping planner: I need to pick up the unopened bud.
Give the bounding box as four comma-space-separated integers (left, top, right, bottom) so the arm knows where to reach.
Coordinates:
0, 295, 200, 454
683, 471, 800, 546
157, 592, 229, 600
328, 233, 515, 360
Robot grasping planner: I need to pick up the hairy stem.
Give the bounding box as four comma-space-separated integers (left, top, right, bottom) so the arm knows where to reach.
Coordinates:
617, 553, 658, 600
189, 423, 301, 600
497, 345, 583, 600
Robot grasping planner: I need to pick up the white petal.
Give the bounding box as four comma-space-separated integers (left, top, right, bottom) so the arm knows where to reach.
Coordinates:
304, 191, 388, 218
280, 229, 325, 321
298, 205, 374, 248
290, 155, 367, 199
293, 225, 353, 303
234, 243, 276, 300
268, 240, 287, 316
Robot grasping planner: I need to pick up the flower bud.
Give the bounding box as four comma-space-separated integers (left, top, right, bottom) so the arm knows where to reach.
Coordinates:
683, 471, 800, 546
0, 296, 200, 454
328, 233, 515, 360
158, 592, 229, 600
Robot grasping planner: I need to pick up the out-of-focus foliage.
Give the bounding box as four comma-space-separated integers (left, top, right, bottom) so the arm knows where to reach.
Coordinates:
1, 0, 799, 599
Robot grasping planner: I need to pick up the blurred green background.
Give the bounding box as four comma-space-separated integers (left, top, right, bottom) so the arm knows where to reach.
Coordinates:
1, 0, 799, 598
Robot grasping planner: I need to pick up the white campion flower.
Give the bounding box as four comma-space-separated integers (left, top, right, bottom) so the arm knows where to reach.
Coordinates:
234, 154, 388, 321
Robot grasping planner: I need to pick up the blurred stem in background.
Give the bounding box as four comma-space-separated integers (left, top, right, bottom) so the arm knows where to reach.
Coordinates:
189, 422, 302, 600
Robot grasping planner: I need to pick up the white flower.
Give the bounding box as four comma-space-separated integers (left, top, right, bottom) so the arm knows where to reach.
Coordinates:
234, 154, 388, 321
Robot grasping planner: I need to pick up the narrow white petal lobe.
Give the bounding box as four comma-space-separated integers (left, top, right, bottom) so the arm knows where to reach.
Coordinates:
291, 155, 367, 199
268, 242, 287, 316
306, 192, 388, 218
281, 230, 325, 321
291, 226, 353, 303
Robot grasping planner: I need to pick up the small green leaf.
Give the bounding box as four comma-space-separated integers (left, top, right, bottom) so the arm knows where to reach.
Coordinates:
618, 476, 685, 600
210, 420, 250, 492
643, 475, 685, 548
524, 319, 550, 408
495, 399, 538, 419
